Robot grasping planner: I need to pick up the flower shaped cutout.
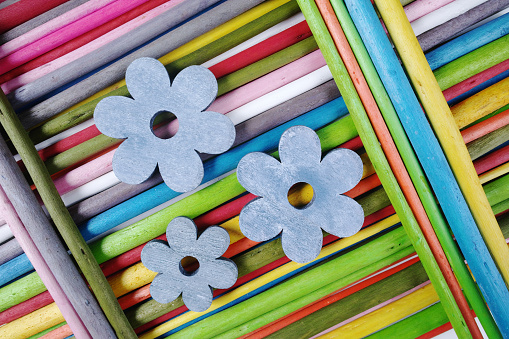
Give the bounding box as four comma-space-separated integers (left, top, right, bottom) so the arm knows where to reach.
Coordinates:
141, 216, 237, 312
94, 57, 235, 192
237, 125, 364, 263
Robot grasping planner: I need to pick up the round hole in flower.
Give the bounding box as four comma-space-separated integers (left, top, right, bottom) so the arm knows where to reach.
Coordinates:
150, 110, 178, 139
287, 182, 314, 209
179, 256, 200, 276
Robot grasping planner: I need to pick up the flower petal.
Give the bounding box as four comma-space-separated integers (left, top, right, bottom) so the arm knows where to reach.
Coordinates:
239, 197, 284, 242
182, 283, 213, 312
171, 65, 218, 112
141, 240, 180, 274
195, 226, 230, 259
94, 96, 139, 139
187, 111, 235, 154
281, 218, 323, 263
125, 57, 171, 103
158, 147, 204, 193
237, 152, 289, 199
166, 217, 198, 254
320, 148, 363, 194
112, 139, 157, 184
150, 273, 183, 304
279, 126, 322, 168
199, 258, 237, 289
311, 194, 364, 238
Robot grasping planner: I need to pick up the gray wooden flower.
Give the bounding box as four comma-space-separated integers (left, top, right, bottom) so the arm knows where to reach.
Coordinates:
94, 57, 235, 192
141, 216, 237, 312
237, 125, 364, 263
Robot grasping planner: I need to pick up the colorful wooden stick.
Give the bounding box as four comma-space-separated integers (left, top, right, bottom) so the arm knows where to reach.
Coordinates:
0, 186, 92, 338
349, 0, 509, 333
0, 89, 136, 338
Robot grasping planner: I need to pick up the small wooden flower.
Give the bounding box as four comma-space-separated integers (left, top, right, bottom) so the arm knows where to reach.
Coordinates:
237, 125, 364, 263
141, 217, 237, 312
94, 57, 235, 192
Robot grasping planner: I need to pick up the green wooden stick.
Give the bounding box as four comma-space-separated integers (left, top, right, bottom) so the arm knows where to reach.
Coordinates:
365, 303, 450, 339
485, 174, 509, 207
329, 0, 500, 337
264, 260, 430, 339
468, 124, 509, 161
294, 1, 469, 337
219, 254, 428, 338
0, 90, 137, 338
435, 34, 509, 91
167, 226, 415, 338
493, 198, 509, 216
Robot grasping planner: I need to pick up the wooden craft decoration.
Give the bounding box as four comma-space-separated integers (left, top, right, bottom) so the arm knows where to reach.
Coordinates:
141, 216, 237, 312
237, 125, 364, 263
94, 57, 235, 192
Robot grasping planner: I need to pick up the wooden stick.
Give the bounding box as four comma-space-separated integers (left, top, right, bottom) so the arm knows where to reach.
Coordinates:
0, 186, 91, 338
425, 11, 509, 70
0, 0, 117, 59
244, 256, 422, 338
1, 0, 174, 94
0, 236, 22, 265
0, 0, 88, 42
297, 0, 476, 337
418, 0, 509, 52
0, 0, 67, 34
374, 0, 509, 329
411, 0, 490, 36
434, 34, 509, 91
0, 89, 136, 338
322, 0, 490, 336
315, 1, 478, 337
0, 141, 114, 337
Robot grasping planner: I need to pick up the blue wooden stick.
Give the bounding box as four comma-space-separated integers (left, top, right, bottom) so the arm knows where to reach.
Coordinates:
343, 0, 509, 334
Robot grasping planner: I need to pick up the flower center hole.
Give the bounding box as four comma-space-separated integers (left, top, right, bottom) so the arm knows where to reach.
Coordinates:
179, 256, 200, 276
151, 110, 178, 139
288, 182, 314, 209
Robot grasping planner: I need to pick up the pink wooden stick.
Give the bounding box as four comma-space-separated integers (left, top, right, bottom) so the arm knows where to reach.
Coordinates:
159, 49, 327, 137
1, 0, 182, 94
0, 0, 151, 75
404, 0, 455, 22
0, 186, 91, 339
0, 0, 117, 59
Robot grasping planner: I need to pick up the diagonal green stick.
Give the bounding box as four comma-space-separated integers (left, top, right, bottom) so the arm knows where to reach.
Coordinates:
0, 89, 137, 338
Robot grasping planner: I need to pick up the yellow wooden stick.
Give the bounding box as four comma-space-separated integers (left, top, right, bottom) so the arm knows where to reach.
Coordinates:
320, 283, 438, 339
451, 77, 509, 129
480, 163, 509, 185
374, 0, 509, 287
0, 303, 64, 339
